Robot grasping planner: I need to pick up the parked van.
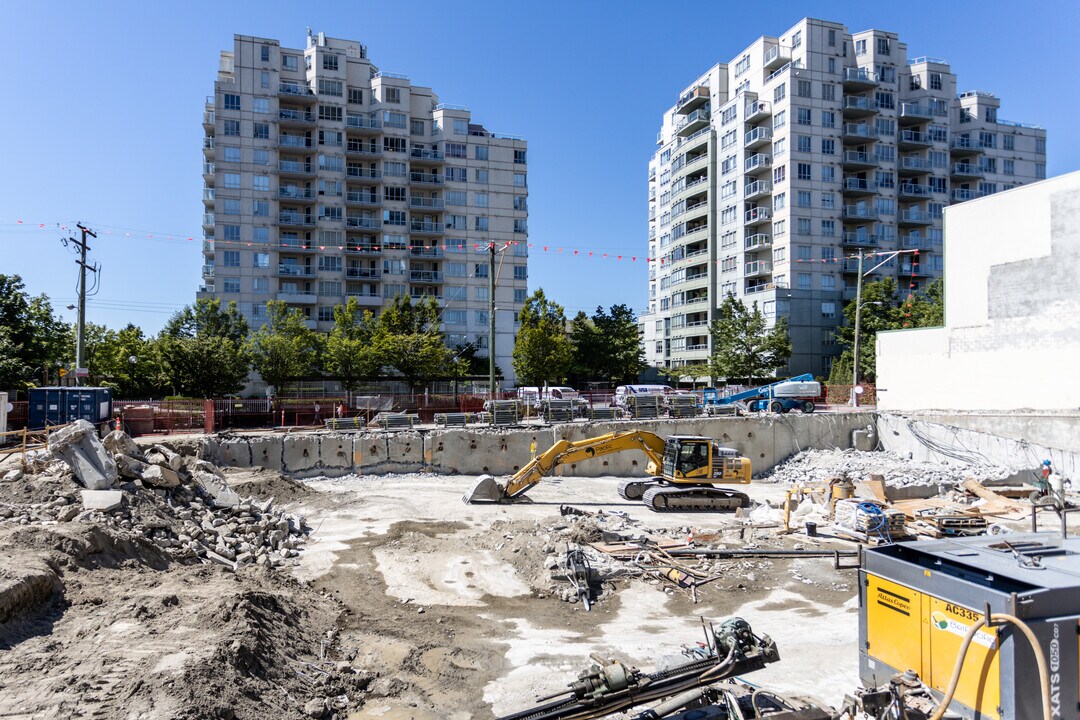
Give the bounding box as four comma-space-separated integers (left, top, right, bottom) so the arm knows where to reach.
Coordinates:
613, 384, 673, 408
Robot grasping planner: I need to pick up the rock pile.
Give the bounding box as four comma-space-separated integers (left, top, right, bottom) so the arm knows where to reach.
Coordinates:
3, 428, 308, 572
760, 448, 1013, 489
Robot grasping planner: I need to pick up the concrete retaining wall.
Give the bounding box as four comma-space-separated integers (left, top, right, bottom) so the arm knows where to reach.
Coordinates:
197, 413, 875, 479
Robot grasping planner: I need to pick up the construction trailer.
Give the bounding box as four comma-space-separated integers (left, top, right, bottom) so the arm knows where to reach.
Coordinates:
861, 532, 1078, 720
703, 374, 821, 414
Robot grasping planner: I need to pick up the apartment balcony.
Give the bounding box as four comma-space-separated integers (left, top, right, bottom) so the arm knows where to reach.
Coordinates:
744, 180, 771, 200
346, 216, 379, 230
682, 222, 708, 239
346, 244, 382, 255
410, 220, 444, 235
842, 205, 879, 221
278, 212, 315, 228
279, 160, 314, 177
202, 187, 215, 206
676, 85, 710, 115
744, 260, 772, 278
679, 128, 710, 156
347, 292, 383, 307
677, 108, 711, 137
841, 259, 863, 274
346, 267, 381, 279
842, 95, 877, 118
744, 233, 772, 251
952, 188, 985, 202
278, 108, 316, 126
202, 162, 215, 179
409, 270, 443, 283
410, 246, 444, 258
842, 151, 877, 170
899, 263, 934, 277
276, 292, 318, 304
950, 163, 984, 180
410, 171, 444, 185
346, 142, 380, 158
842, 123, 877, 144
202, 212, 215, 227
279, 187, 314, 201
683, 272, 709, 288
744, 126, 772, 149
345, 114, 382, 133
278, 82, 315, 100
202, 136, 215, 157
901, 234, 933, 249
745, 207, 770, 226
684, 292, 709, 306
276, 265, 316, 278
949, 136, 984, 156
744, 153, 771, 175
201, 264, 215, 278
201, 240, 214, 255
279, 135, 313, 150
763, 44, 790, 71
898, 130, 932, 149
898, 156, 931, 176
842, 67, 879, 91
279, 240, 317, 254
841, 232, 880, 249
346, 191, 381, 207
410, 197, 444, 210
842, 286, 860, 301
202, 106, 215, 129
347, 167, 382, 180
898, 103, 934, 125
744, 100, 771, 123
898, 209, 933, 226
684, 199, 708, 220
898, 183, 931, 199
410, 147, 445, 164
841, 177, 875, 196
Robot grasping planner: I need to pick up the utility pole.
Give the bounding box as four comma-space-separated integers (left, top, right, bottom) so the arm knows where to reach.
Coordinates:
488, 242, 496, 400
850, 251, 864, 407
72, 223, 98, 387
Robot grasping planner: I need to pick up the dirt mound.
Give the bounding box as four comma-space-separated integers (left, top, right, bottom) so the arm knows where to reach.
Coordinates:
225, 467, 318, 503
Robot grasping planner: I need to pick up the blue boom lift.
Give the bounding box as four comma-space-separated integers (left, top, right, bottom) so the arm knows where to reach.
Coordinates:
702, 374, 821, 414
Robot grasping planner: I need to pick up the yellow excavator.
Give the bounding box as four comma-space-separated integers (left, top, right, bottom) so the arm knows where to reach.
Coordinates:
463, 431, 753, 512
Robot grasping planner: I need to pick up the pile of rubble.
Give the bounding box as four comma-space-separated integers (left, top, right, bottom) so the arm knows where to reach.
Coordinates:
1, 420, 307, 571
761, 447, 1014, 488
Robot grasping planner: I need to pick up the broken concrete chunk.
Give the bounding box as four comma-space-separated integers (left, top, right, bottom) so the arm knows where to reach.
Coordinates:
151, 445, 185, 472
81, 489, 124, 512
115, 454, 151, 480
193, 470, 241, 508
56, 505, 80, 522
3, 468, 24, 482
141, 464, 181, 489
102, 430, 143, 459
49, 420, 118, 490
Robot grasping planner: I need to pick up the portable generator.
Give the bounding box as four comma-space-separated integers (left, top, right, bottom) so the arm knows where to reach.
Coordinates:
860, 533, 1079, 719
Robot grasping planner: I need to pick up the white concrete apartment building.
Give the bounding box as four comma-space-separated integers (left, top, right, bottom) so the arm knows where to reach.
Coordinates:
199, 31, 529, 384
643, 18, 1046, 378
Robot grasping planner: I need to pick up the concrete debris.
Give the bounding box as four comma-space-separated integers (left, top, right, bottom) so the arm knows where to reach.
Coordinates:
762, 447, 1012, 490
193, 470, 241, 508
3, 469, 24, 482
151, 444, 185, 472
141, 464, 181, 489
48, 420, 118, 490
102, 430, 143, 459
81, 490, 124, 512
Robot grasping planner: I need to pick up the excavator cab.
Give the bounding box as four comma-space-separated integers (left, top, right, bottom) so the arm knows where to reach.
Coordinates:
664, 437, 713, 480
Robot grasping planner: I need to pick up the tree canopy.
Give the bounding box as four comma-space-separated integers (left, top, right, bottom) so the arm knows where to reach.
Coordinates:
512, 289, 573, 386
0, 274, 71, 393
158, 298, 251, 397
323, 297, 381, 392
708, 295, 792, 383
372, 295, 452, 389
570, 304, 646, 385
246, 300, 322, 394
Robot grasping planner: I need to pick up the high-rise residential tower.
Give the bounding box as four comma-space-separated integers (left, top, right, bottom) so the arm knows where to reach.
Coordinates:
199, 32, 529, 385
643, 18, 1046, 377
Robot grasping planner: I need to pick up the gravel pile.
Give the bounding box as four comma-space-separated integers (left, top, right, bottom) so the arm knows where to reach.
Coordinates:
760, 448, 1014, 488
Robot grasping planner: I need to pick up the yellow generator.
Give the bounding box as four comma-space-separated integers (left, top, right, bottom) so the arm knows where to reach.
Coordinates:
860, 533, 1078, 719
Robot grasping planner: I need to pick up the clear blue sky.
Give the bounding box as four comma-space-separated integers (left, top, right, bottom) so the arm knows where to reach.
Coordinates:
2, 0, 1076, 333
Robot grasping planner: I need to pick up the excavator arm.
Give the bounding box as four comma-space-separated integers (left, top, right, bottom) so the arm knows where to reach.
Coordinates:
464, 431, 668, 503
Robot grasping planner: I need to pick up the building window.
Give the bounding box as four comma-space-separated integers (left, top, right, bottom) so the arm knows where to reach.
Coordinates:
514, 219, 528, 233
254, 98, 269, 114
797, 163, 811, 181
513, 173, 527, 188
348, 88, 363, 104
798, 273, 812, 290
474, 216, 489, 231
855, 39, 867, 56
383, 111, 407, 129
821, 166, 835, 183
772, 165, 786, 184
821, 111, 835, 129
774, 83, 786, 103
317, 79, 342, 97
322, 54, 339, 71
1036, 138, 1046, 154
828, 57, 837, 75
774, 191, 786, 210
383, 136, 407, 153
796, 80, 811, 98
446, 143, 466, 158
223, 94, 241, 110
929, 72, 942, 91
383, 210, 406, 226
821, 301, 836, 319
514, 149, 527, 164
447, 190, 467, 205
514, 195, 528, 211
513, 266, 527, 281
253, 252, 269, 268
253, 200, 269, 216
1003, 159, 1015, 175
797, 135, 811, 153
447, 214, 466, 230
222, 251, 240, 267
821, 220, 835, 236
253, 278, 268, 293
453, 119, 469, 135
773, 137, 787, 156
874, 91, 895, 110
383, 87, 401, 104
223, 119, 240, 137
796, 218, 812, 236
978, 132, 997, 149
282, 55, 298, 72
318, 256, 343, 272
821, 275, 836, 291
253, 149, 270, 165
253, 122, 269, 139
876, 37, 890, 55
821, 139, 835, 155
223, 199, 241, 215
475, 146, 489, 161
383, 186, 406, 202
253, 227, 269, 243
773, 110, 787, 129
821, 192, 836, 209
222, 278, 240, 293
797, 190, 811, 207
475, 169, 490, 184
473, 192, 489, 208
797, 108, 811, 125
223, 173, 241, 189
1003, 135, 1015, 151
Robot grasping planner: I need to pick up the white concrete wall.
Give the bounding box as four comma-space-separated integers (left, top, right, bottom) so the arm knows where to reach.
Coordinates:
877, 171, 1080, 411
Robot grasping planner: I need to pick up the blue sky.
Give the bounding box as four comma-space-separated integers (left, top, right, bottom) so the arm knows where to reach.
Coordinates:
1, 0, 1076, 333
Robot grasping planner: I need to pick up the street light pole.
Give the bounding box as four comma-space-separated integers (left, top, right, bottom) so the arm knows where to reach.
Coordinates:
850, 252, 864, 407
488, 242, 496, 400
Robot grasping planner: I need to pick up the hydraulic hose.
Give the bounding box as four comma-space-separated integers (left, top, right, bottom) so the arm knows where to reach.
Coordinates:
928, 613, 1050, 720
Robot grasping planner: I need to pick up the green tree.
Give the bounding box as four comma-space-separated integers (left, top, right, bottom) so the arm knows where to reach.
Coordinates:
658, 363, 712, 388
0, 275, 72, 393
247, 300, 323, 394
512, 289, 573, 386
372, 295, 452, 390
324, 297, 381, 392
570, 304, 646, 384
708, 295, 792, 383
158, 298, 250, 397
84, 323, 165, 398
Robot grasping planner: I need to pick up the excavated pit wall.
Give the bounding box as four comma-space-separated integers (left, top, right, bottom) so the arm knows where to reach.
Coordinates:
197, 413, 877, 478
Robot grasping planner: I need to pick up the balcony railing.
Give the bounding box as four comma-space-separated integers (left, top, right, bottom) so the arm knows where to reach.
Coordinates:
202, 213, 215, 226
744, 261, 772, 277
744, 180, 771, 198
744, 126, 772, 146
951, 163, 983, 177
410, 221, 444, 233
346, 267, 381, 279
346, 192, 380, 205
899, 102, 934, 120
346, 114, 381, 130
347, 167, 381, 179
410, 197, 444, 209
900, 209, 933, 223
201, 265, 215, 277
346, 245, 381, 254
279, 187, 314, 200
843, 151, 874, 166
410, 148, 444, 160
843, 96, 874, 113
279, 135, 313, 148
410, 270, 443, 282
842, 206, 879, 220
843, 177, 870, 192
843, 67, 879, 85
900, 156, 929, 172
278, 82, 313, 96
277, 264, 315, 277
842, 232, 879, 246
951, 189, 984, 201
410, 246, 443, 258
898, 130, 931, 145
745, 207, 770, 223
346, 217, 379, 229
279, 109, 315, 123
279, 160, 313, 174
744, 233, 771, 250
745, 153, 771, 172
898, 183, 930, 197
278, 213, 315, 226
843, 123, 877, 140
410, 172, 443, 184
280, 240, 315, 251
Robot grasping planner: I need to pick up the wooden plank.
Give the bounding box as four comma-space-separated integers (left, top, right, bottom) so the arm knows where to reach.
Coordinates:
859, 475, 889, 504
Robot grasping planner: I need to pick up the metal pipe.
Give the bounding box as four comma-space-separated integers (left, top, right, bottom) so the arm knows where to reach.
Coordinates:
661, 548, 858, 559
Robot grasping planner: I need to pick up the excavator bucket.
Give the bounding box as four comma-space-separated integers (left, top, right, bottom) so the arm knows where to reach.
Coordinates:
463, 474, 507, 504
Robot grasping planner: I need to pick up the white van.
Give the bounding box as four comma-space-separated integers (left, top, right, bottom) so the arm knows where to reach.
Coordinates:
614, 384, 673, 408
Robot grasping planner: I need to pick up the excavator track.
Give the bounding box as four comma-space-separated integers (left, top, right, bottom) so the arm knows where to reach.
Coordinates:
617, 478, 664, 500
641, 486, 751, 512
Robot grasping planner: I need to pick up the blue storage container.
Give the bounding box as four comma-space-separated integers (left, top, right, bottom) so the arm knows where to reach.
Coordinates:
28, 387, 113, 429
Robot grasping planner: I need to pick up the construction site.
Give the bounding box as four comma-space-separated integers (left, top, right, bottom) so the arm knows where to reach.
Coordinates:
2, 120, 1079, 720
